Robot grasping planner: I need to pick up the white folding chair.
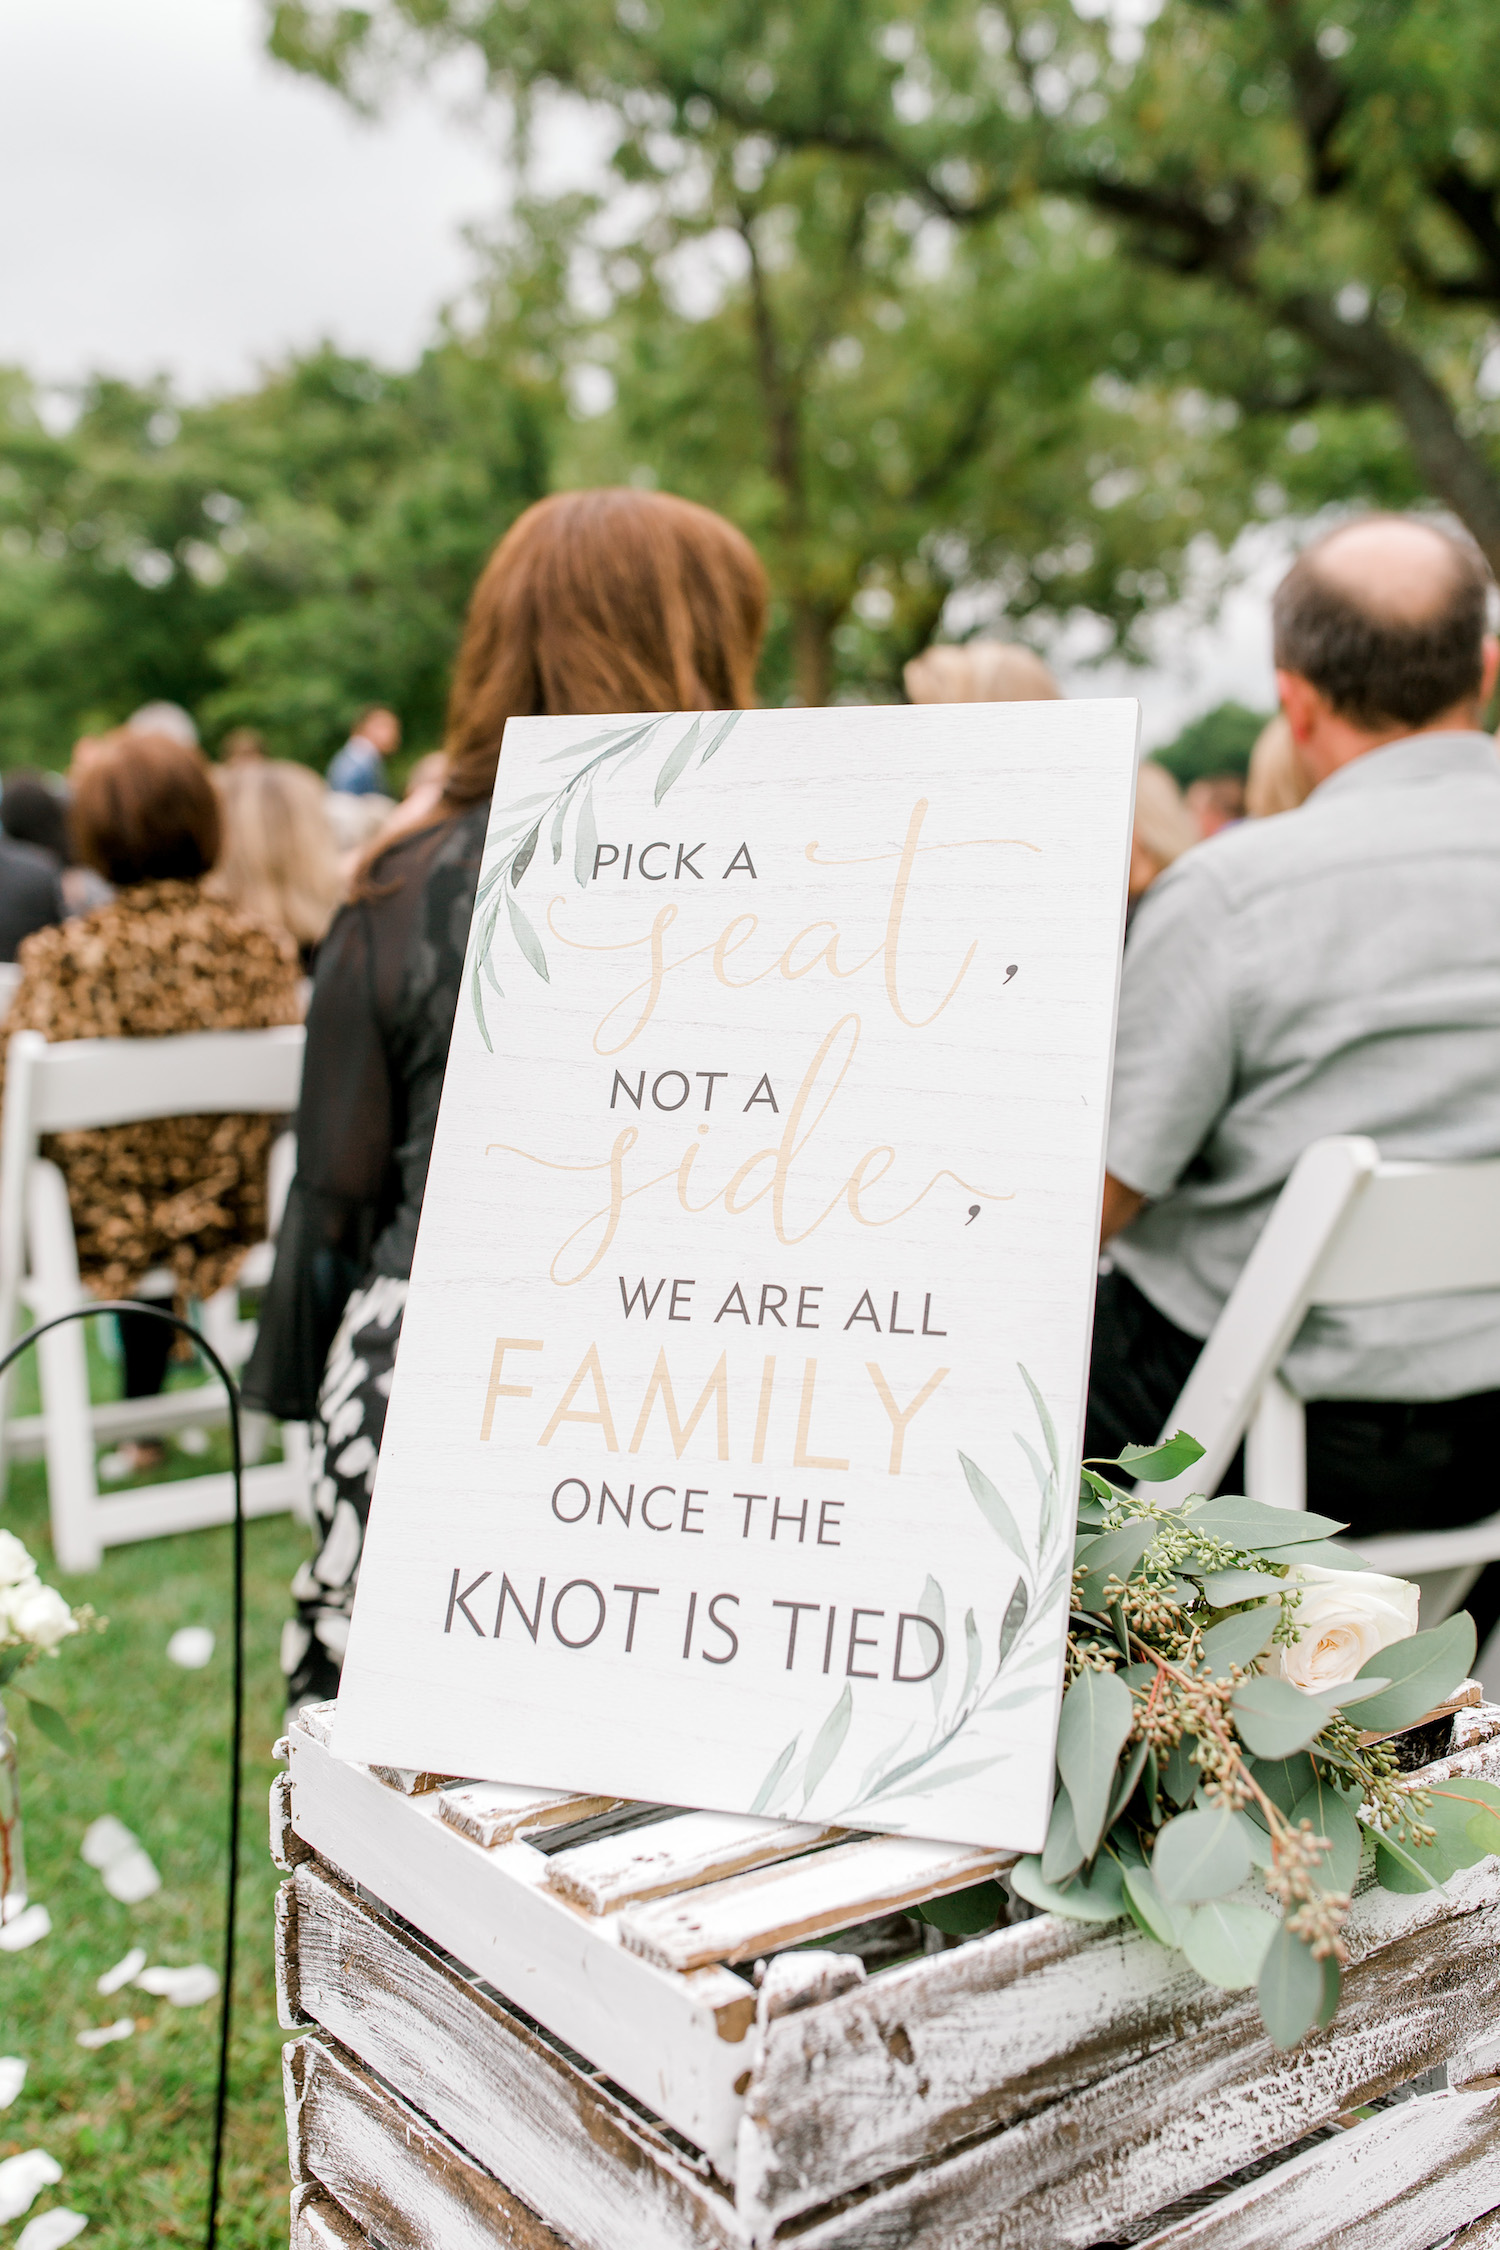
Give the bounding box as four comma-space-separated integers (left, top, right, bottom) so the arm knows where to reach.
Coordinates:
1135, 1135, 1500, 1617
0, 1024, 310, 1572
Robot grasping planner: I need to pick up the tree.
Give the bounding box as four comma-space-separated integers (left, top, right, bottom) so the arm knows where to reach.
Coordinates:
266, 0, 1500, 573
266, 2, 1273, 706
0, 233, 570, 768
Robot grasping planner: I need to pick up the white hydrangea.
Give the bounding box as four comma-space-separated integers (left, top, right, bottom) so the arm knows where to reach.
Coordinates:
4, 1580, 77, 1654
0, 1531, 35, 1591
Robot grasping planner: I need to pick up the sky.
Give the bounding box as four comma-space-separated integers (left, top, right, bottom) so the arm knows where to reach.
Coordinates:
0, 0, 1279, 741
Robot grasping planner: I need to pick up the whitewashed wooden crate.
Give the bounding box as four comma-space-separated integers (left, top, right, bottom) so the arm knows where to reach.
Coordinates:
273, 1699, 1500, 2249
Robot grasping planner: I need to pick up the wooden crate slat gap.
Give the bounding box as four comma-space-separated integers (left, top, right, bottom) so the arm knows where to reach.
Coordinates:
545, 1808, 847, 1913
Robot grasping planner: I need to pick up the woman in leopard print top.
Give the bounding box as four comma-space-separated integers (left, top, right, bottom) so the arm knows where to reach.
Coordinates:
2, 729, 302, 1416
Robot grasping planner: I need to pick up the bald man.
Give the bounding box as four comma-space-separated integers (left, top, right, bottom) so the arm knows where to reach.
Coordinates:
1089, 514, 1500, 1543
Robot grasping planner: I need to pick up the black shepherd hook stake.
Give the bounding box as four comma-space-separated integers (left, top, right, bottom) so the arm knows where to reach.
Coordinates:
0, 1299, 247, 2250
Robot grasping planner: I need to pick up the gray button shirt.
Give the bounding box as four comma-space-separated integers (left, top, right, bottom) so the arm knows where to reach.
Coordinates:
1107, 730, 1500, 1401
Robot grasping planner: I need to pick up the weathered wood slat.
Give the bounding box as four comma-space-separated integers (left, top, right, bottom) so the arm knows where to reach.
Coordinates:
619, 1835, 1009, 1972
271, 1769, 313, 1874
283, 1861, 743, 2250
547, 1810, 842, 1914
285, 2033, 568, 2250
370, 1764, 464, 1796
290, 2183, 376, 2250
779, 1897, 1500, 2249
1446, 2207, 1500, 2247
1130, 2085, 1500, 2249
438, 1778, 624, 1849
285, 1716, 754, 2175
737, 1737, 1500, 2230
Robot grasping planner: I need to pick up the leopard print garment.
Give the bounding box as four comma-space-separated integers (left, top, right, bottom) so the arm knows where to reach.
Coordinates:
1, 879, 302, 1302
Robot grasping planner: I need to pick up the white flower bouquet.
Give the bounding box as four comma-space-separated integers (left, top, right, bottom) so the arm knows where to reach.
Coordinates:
1006, 1432, 1499, 2051
0, 1529, 92, 1732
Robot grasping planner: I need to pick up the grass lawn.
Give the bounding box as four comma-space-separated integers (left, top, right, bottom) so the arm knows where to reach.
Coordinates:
1, 1360, 309, 2249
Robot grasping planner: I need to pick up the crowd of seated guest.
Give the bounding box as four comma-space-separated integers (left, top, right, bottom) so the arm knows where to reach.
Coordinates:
1, 489, 1496, 1703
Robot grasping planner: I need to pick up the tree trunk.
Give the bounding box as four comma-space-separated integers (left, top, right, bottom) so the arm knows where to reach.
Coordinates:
792, 604, 836, 707
1284, 295, 1500, 573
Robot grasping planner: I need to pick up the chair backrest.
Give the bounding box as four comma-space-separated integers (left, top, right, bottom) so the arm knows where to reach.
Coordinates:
1140, 1136, 1500, 1510
1311, 1158, 1500, 1306
0, 1026, 305, 1341
14, 1024, 305, 1134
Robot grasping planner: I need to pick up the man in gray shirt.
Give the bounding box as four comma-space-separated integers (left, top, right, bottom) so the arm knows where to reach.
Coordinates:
1089, 514, 1500, 1538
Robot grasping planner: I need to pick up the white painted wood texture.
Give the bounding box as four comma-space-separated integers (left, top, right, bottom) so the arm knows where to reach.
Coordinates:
285, 2034, 566, 2249
334, 702, 1140, 1853
1130, 2086, 1500, 2249
774, 1894, 1500, 2248
438, 1779, 623, 1848
546, 1809, 840, 1912
285, 1716, 755, 2174
618, 1833, 1009, 1971
289, 2183, 375, 2250
734, 1730, 1500, 2233
283, 1862, 744, 2250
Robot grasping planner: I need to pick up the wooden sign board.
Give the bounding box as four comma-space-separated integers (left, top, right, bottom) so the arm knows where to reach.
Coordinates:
333, 701, 1138, 1849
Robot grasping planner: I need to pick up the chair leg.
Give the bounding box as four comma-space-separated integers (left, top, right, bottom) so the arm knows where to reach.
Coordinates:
1245, 1375, 1307, 1512
27, 1158, 102, 1574
38, 1306, 102, 1573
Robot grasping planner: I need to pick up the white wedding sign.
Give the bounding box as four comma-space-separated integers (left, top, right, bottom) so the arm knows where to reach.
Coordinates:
333, 700, 1139, 1849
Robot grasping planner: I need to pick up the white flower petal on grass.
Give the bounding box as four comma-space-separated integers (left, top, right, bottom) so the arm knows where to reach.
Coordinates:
96, 1947, 146, 1996
0, 1905, 51, 1953
0, 2151, 62, 2223
0, 2056, 26, 2107
80, 1819, 160, 1903
1276, 1564, 1422, 1691
18, 2209, 89, 2250
0, 1528, 35, 1587
79, 1817, 134, 1870
101, 1851, 160, 1904
165, 1627, 214, 1670
75, 2020, 133, 2050
135, 1963, 219, 2007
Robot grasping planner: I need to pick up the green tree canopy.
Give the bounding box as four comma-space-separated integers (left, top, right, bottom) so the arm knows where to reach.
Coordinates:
267, 0, 1500, 571
0, 230, 570, 768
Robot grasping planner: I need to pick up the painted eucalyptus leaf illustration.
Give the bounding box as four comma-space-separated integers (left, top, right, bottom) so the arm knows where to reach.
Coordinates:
471, 710, 735, 1029
751, 1734, 801, 1816
654, 714, 702, 805
504, 887, 549, 982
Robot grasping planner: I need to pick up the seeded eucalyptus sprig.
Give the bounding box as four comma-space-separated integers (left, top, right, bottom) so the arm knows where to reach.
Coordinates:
1012, 1435, 1495, 2050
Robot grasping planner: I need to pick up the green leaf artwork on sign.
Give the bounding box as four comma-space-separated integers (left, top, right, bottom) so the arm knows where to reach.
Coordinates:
749, 1368, 1071, 1827
468, 712, 743, 1047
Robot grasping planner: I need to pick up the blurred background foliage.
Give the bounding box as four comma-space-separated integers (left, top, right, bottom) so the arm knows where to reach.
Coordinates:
4, 0, 1499, 765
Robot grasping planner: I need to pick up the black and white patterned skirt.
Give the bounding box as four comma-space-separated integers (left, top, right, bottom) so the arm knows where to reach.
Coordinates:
280, 1274, 407, 1712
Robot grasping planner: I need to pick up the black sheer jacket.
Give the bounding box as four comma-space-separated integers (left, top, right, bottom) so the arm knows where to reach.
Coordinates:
242, 805, 488, 1421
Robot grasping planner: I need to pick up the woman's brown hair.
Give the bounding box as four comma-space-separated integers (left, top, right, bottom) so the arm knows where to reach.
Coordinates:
440, 488, 768, 811
71, 727, 221, 887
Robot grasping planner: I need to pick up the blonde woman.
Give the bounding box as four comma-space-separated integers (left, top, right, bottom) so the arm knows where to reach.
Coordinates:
1245, 713, 1312, 819
210, 759, 346, 968
904, 640, 1061, 702
1130, 760, 1200, 904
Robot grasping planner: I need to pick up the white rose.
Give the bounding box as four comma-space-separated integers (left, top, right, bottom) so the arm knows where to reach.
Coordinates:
5, 1579, 77, 1653
1276, 1562, 1420, 1692
0, 1530, 35, 1589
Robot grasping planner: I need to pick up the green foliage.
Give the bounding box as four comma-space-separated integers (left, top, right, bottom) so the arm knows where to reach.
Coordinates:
1021, 1438, 1486, 2053
1154, 702, 1270, 787
0, 230, 570, 767
265, 0, 1500, 586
